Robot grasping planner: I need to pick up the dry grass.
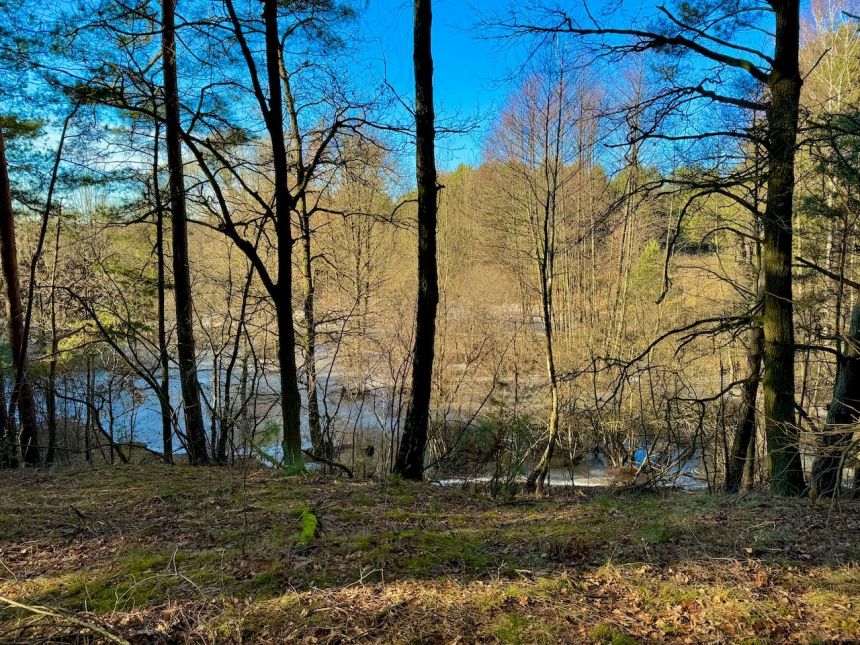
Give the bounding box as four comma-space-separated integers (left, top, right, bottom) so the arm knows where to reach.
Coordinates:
0, 464, 858, 643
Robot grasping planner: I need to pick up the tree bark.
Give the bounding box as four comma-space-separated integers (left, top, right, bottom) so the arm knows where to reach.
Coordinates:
395, 0, 438, 481
0, 128, 39, 466
726, 250, 765, 493
262, 0, 304, 471
725, 319, 764, 494
151, 122, 173, 464
45, 213, 62, 466
161, 0, 208, 465
0, 358, 13, 468
279, 58, 329, 460
527, 201, 561, 493
300, 208, 329, 458
761, 0, 804, 496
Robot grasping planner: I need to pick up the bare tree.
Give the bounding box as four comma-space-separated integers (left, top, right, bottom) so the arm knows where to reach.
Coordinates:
487, 63, 577, 491
500, 0, 807, 494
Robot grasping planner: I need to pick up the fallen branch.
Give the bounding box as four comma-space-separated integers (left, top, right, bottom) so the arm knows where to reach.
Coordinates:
0, 594, 130, 644
302, 449, 353, 478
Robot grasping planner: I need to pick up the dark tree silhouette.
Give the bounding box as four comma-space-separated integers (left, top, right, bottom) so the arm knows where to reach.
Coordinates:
0, 129, 39, 466
161, 0, 209, 465
395, 0, 439, 480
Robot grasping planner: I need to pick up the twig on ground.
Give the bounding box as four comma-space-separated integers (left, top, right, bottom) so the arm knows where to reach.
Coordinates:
0, 594, 130, 644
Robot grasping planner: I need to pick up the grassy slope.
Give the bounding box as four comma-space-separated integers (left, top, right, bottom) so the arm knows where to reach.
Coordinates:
0, 465, 858, 643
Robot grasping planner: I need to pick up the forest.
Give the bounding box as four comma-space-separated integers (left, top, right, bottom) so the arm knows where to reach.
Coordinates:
0, 0, 859, 642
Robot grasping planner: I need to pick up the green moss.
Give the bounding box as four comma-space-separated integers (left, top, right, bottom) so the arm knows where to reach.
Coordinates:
594, 493, 614, 510
263, 524, 289, 551
22, 547, 236, 615
807, 567, 860, 595
211, 594, 304, 640
281, 462, 306, 476
335, 507, 363, 521
492, 612, 529, 644
656, 585, 697, 606
292, 506, 318, 547
749, 525, 796, 550
52, 566, 179, 613
246, 480, 307, 511
116, 548, 172, 573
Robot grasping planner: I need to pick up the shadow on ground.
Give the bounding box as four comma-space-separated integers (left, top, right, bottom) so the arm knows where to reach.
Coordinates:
1, 465, 858, 643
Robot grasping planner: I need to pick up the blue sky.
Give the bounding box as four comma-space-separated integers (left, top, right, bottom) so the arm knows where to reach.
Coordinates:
349, 0, 793, 174
355, 0, 528, 170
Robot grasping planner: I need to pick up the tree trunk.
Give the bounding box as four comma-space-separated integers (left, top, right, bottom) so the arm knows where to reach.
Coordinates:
279, 57, 330, 461
527, 246, 560, 492
262, 0, 304, 471
300, 210, 329, 458
0, 128, 39, 466
527, 378, 560, 492
276, 293, 304, 470
726, 250, 765, 493
0, 359, 13, 468
810, 300, 860, 497
761, 0, 804, 496
725, 319, 764, 494
161, 0, 208, 465
152, 122, 173, 464
45, 213, 62, 466
84, 356, 92, 462
395, 0, 438, 481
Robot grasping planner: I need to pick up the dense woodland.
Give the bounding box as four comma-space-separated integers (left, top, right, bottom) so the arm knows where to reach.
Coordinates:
0, 0, 858, 498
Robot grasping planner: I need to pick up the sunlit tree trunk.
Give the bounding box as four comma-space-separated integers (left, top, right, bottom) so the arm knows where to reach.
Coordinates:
526, 253, 560, 492
761, 0, 804, 495
299, 207, 329, 458
526, 68, 566, 493
0, 358, 12, 468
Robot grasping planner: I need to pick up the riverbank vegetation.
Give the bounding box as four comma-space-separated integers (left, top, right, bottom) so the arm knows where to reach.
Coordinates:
1, 465, 859, 642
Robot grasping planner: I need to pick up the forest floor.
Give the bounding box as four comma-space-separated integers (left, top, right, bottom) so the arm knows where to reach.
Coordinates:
0, 465, 859, 644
